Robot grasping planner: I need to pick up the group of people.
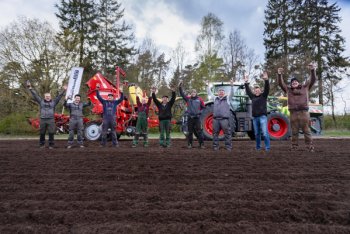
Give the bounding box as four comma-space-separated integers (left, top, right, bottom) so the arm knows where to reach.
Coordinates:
27, 64, 317, 152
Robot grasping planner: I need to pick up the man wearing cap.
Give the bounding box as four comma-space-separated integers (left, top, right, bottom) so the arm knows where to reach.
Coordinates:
151, 87, 176, 148
27, 81, 67, 149
132, 93, 152, 148
207, 79, 234, 151
96, 84, 124, 147
64, 94, 91, 148
244, 71, 270, 152
277, 64, 317, 152
179, 81, 206, 149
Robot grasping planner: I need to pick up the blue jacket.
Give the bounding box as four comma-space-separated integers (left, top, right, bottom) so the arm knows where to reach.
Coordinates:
96, 90, 123, 119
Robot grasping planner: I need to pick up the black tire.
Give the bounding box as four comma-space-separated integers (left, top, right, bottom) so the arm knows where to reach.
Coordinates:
267, 112, 290, 140
200, 104, 235, 141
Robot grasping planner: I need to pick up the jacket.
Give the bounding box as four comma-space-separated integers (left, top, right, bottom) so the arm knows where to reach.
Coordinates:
64, 100, 91, 118
179, 86, 205, 118
245, 80, 269, 117
152, 91, 176, 120
278, 70, 316, 111
96, 90, 124, 119
29, 89, 65, 119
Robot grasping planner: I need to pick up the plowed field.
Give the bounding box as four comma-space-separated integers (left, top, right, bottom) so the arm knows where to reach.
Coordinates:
1, 138, 350, 233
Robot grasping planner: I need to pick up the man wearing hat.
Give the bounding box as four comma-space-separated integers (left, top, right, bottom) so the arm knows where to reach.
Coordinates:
179, 81, 206, 149
151, 87, 176, 148
96, 84, 124, 147
244, 71, 270, 152
64, 94, 91, 148
277, 64, 317, 152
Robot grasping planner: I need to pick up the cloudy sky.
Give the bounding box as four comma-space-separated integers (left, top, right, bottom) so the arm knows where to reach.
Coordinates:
0, 0, 349, 113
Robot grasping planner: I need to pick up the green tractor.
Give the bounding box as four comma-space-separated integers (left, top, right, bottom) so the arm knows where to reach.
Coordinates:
181, 81, 323, 141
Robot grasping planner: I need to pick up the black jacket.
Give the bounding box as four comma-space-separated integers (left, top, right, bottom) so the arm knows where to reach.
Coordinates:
245, 80, 269, 117
152, 91, 176, 120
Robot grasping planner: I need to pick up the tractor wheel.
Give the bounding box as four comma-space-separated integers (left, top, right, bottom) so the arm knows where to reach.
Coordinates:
200, 104, 235, 141
84, 121, 102, 141
267, 112, 290, 140
310, 116, 322, 135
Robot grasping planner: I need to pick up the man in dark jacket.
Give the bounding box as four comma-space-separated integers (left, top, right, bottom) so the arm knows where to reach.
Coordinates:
64, 94, 91, 148
179, 81, 205, 149
27, 81, 66, 149
244, 71, 270, 151
132, 94, 152, 148
152, 87, 176, 148
96, 84, 124, 147
277, 64, 316, 152
207, 80, 234, 151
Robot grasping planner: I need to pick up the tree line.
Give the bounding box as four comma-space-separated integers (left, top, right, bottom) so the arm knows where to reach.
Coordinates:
0, 0, 348, 121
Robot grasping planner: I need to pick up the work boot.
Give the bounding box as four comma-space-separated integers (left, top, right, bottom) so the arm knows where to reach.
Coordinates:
67, 145, 72, 149
289, 145, 298, 151
132, 144, 137, 148
79, 145, 85, 148
187, 144, 192, 149
199, 143, 205, 149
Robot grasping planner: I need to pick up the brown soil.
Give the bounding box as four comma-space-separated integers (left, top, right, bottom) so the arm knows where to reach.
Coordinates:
0, 138, 350, 233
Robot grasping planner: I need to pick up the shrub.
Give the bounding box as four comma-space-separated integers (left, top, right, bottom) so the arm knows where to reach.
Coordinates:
0, 113, 37, 135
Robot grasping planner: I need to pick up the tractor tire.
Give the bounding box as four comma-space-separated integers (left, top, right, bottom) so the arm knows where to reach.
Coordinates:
200, 104, 235, 141
267, 112, 290, 140
84, 121, 102, 141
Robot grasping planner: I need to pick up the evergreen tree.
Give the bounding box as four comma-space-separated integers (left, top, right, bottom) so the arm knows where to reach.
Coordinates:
55, 0, 98, 67
96, 0, 135, 74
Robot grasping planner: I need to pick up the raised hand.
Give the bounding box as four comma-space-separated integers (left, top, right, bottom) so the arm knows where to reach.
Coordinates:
261, 71, 268, 80
178, 80, 183, 87
151, 87, 156, 93
308, 63, 316, 70
26, 80, 32, 88
277, 68, 284, 75
63, 84, 68, 90
243, 75, 249, 83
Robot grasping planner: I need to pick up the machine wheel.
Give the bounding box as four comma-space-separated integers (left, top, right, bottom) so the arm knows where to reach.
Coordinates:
267, 112, 290, 140
201, 104, 235, 141
84, 121, 102, 141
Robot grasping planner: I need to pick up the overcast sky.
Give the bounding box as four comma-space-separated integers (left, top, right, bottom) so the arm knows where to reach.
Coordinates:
0, 0, 349, 113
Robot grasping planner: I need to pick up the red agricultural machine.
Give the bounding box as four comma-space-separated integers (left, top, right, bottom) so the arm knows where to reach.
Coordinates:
83, 68, 161, 141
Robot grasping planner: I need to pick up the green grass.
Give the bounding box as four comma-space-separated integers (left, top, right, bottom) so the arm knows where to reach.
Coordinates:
322, 130, 350, 137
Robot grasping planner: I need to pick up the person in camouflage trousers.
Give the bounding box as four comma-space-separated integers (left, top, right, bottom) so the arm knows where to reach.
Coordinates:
132, 95, 152, 148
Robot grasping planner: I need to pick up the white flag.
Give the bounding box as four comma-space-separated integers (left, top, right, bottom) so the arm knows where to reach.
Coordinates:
66, 67, 84, 103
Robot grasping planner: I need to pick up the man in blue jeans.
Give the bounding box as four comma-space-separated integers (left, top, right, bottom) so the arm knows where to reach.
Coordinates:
244, 71, 270, 151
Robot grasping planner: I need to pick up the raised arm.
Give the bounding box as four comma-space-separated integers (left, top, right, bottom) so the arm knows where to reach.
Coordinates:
136, 95, 141, 106
151, 87, 161, 107
83, 99, 92, 108
262, 71, 270, 98
28, 88, 42, 104
169, 90, 176, 107
115, 92, 124, 105
178, 81, 188, 101
277, 68, 287, 93
147, 96, 152, 106
243, 74, 254, 99
305, 64, 317, 90
95, 89, 105, 104
54, 89, 66, 106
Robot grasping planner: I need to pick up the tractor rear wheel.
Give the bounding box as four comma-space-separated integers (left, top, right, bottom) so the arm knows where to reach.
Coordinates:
84, 121, 102, 141
200, 104, 235, 141
267, 112, 290, 140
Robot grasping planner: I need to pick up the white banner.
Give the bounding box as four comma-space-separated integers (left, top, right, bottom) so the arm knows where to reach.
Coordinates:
66, 67, 84, 103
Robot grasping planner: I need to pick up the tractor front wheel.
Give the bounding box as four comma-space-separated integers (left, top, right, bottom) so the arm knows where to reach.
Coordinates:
267, 112, 290, 140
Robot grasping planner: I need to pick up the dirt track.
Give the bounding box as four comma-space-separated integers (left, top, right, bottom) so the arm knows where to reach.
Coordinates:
0, 138, 350, 233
